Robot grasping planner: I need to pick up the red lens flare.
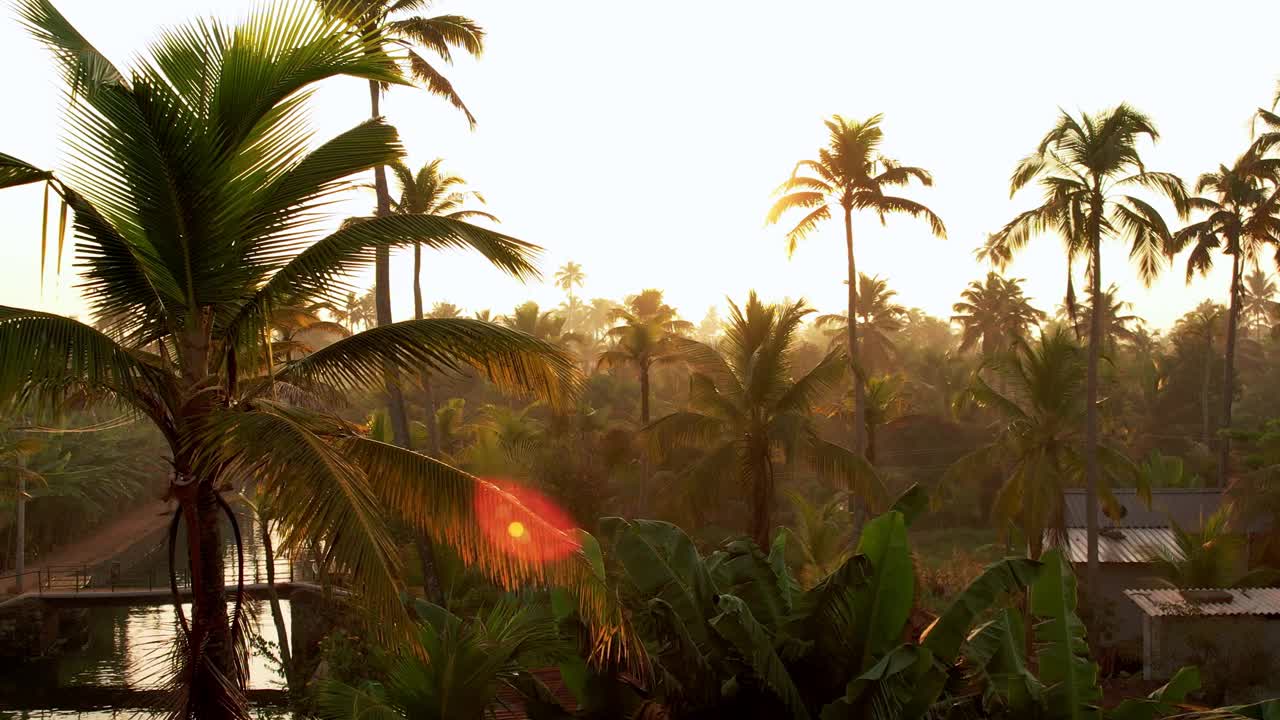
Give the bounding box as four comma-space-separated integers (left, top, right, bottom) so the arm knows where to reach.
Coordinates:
474, 478, 580, 565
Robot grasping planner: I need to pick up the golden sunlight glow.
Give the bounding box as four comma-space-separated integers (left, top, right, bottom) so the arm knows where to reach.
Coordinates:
507, 520, 526, 539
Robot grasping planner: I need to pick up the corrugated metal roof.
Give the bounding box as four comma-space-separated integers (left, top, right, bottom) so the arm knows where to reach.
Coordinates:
1126, 588, 1280, 617
1055, 527, 1182, 564
1063, 489, 1230, 529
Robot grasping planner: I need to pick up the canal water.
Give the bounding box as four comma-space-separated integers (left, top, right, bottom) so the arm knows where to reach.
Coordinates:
2, 506, 303, 719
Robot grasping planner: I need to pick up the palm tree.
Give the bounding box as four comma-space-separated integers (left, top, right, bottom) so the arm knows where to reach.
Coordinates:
583, 298, 619, 340
646, 292, 879, 546
1242, 268, 1278, 340
814, 273, 907, 374
1170, 151, 1280, 483
1173, 302, 1227, 448
597, 290, 692, 426
319, 598, 567, 720
338, 290, 377, 332
429, 302, 464, 319
554, 261, 586, 326
944, 329, 1134, 560
317, 0, 486, 449
988, 104, 1186, 598
1067, 283, 1143, 355
0, 5, 612, 714
951, 272, 1046, 359
501, 302, 568, 343
767, 114, 946, 459
388, 159, 496, 322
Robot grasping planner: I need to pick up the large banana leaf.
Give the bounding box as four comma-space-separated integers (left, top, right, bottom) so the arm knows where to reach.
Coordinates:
709, 593, 811, 720
1108, 666, 1199, 720
1031, 548, 1102, 720
707, 538, 792, 629
961, 608, 1042, 715
819, 644, 932, 720
850, 510, 915, 670
601, 518, 719, 650
897, 557, 1042, 718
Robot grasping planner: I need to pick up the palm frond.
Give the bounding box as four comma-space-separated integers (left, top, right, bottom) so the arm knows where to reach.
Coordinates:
275, 319, 581, 410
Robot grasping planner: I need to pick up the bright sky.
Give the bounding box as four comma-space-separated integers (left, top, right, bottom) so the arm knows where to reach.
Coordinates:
2, 1, 1278, 331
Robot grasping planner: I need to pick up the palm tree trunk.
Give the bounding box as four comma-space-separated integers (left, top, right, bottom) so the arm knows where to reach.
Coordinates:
178, 478, 234, 719
638, 360, 652, 515
369, 79, 411, 450
260, 517, 295, 692
410, 244, 445, 605
750, 440, 774, 548
844, 207, 867, 459
1202, 330, 1213, 448
1083, 213, 1102, 607
1219, 252, 1241, 486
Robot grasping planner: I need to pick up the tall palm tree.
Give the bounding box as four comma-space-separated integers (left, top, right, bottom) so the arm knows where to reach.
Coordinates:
597, 290, 692, 426
944, 329, 1134, 560
646, 293, 879, 546
555, 261, 586, 322
951, 272, 1046, 359
1173, 302, 1227, 447
0, 4, 612, 714
1170, 151, 1280, 483
988, 104, 1186, 598
1242, 268, 1278, 340
317, 0, 486, 449
814, 273, 907, 374
389, 158, 496, 323
767, 114, 946, 459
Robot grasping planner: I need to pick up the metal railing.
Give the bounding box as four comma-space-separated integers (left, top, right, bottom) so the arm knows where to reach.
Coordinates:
1, 555, 304, 596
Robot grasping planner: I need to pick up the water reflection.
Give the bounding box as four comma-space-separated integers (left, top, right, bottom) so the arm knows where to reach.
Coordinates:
4, 503, 299, 719
2, 601, 290, 717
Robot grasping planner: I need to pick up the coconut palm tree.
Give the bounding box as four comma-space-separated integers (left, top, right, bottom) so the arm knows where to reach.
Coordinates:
554, 261, 586, 317
646, 293, 880, 546
584, 298, 619, 340
1067, 283, 1143, 355
814, 273, 906, 375
597, 290, 692, 426
951, 272, 1046, 359
388, 158, 496, 322
943, 329, 1135, 560
1173, 302, 1227, 448
502, 302, 568, 344
767, 114, 946, 459
1170, 151, 1280, 483
340, 290, 378, 332
429, 302, 464, 319
988, 104, 1186, 597
0, 5, 614, 714
1242, 268, 1278, 340
317, 0, 486, 449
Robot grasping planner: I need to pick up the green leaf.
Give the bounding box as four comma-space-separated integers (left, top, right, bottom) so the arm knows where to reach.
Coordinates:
0, 153, 53, 190
902, 558, 1042, 718
709, 593, 811, 720
888, 483, 928, 526
1031, 548, 1102, 720
820, 644, 932, 720
603, 518, 718, 650
1108, 666, 1199, 720
963, 608, 1043, 714
852, 510, 914, 670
